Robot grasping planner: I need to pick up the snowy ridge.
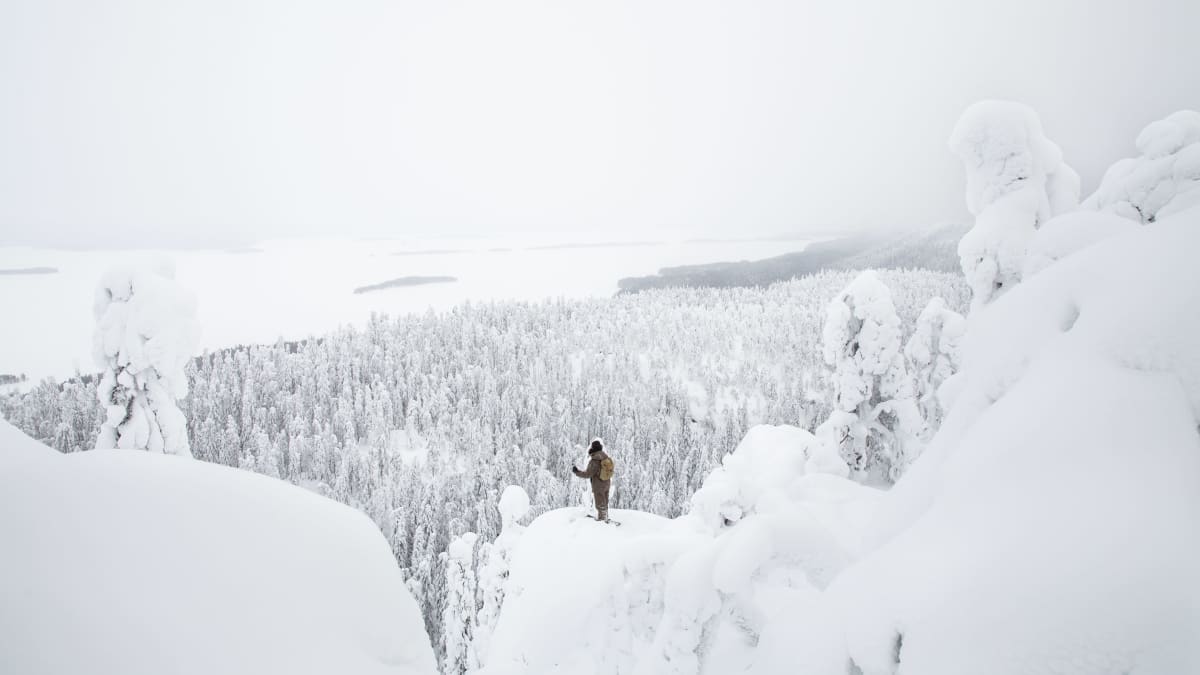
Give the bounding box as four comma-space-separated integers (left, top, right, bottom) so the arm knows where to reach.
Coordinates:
0, 420, 437, 675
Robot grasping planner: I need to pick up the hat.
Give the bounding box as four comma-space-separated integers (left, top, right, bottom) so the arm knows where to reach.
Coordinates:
588, 439, 604, 453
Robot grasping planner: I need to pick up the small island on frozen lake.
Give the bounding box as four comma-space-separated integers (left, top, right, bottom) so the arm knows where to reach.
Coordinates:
0, 267, 58, 276
352, 275, 458, 294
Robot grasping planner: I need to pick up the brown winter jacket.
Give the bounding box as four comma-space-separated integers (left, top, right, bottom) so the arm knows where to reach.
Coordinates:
573, 451, 612, 494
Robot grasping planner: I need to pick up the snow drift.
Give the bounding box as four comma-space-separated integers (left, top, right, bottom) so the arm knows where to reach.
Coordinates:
0, 420, 437, 675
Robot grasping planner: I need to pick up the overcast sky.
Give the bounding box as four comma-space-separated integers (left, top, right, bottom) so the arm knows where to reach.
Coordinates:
1, 0, 1197, 248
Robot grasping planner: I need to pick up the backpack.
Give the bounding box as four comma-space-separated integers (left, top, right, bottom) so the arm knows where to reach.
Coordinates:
600, 456, 615, 481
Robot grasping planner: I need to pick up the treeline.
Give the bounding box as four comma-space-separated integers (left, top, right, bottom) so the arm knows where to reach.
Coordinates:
0, 268, 967, 656
617, 224, 966, 293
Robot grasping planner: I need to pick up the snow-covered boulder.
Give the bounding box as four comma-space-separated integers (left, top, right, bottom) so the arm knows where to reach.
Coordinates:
791, 207, 1200, 675
0, 421, 437, 675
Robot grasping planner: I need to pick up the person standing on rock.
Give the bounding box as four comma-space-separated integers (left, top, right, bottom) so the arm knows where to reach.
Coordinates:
572, 438, 614, 522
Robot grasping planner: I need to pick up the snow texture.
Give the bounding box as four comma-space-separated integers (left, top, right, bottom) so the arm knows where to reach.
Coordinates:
0, 419, 437, 675
1083, 110, 1200, 223
93, 261, 200, 455
949, 100, 1079, 312
1022, 210, 1138, 278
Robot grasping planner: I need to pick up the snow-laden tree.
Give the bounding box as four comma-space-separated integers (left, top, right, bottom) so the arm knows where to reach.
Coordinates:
93, 262, 200, 456
949, 100, 1079, 313
441, 531, 478, 675
1082, 110, 1200, 223
474, 486, 531, 667
817, 271, 922, 483
903, 297, 966, 438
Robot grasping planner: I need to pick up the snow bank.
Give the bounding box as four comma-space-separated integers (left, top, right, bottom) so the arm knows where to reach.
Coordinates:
1022, 210, 1138, 278
0, 420, 437, 675
804, 207, 1200, 674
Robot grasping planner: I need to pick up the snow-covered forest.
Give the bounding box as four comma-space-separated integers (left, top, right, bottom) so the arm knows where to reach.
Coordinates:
2, 267, 966, 648
3, 1, 1199, 669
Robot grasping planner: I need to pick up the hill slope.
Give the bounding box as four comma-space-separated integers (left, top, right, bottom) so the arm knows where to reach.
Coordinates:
617, 223, 968, 293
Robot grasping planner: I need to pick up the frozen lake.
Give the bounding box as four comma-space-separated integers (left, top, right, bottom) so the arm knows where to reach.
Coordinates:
0, 235, 812, 380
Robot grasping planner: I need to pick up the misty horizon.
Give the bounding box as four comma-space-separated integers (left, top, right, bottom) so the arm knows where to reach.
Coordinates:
4, 0, 1199, 248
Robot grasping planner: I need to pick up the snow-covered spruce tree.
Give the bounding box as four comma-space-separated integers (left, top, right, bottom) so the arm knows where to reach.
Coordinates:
474, 486, 531, 668
903, 297, 966, 438
441, 531, 478, 675
949, 100, 1079, 313
93, 262, 200, 455
817, 271, 922, 483
1082, 110, 1200, 223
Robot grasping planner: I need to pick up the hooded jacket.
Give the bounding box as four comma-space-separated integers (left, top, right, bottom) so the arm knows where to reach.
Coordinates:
573, 450, 612, 494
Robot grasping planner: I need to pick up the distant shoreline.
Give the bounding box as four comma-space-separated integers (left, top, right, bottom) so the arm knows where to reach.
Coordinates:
353, 276, 458, 294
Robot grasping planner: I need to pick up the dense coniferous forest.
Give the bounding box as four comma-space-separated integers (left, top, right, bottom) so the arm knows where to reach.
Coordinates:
1, 268, 967, 650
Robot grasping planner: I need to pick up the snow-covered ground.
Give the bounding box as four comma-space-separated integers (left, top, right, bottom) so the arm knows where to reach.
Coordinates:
476, 426, 881, 675
479, 508, 689, 675
0, 419, 437, 675
0, 235, 813, 381
473, 204, 1200, 675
